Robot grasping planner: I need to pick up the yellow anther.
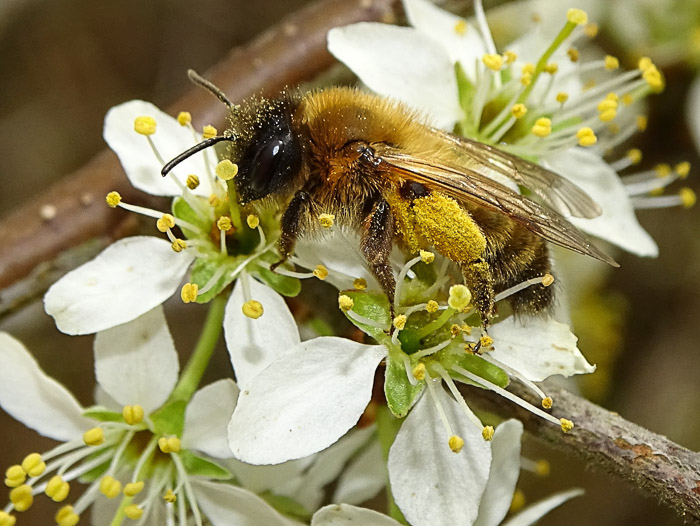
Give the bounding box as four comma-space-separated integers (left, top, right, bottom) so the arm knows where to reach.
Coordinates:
576, 127, 597, 147
319, 213, 335, 228
215, 159, 238, 181
21, 453, 45, 478
604, 55, 619, 70
649, 187, 664, 197
448, 284, 472, 311
171, 239, 187, 253
100, 475, 122, 499
599, 109, 617, 122
208, 194, 222, 207
338, 295, 354, 312
479, 335, 494, 349
583, 22, 598, 38
4, 465, 25, 488
181, 283, 199, 303
521, 63, 535, 75
246, 214, 260, 229
531, 117, 552, 137
177, 111, 192, 126
636, 115, 648, 131
503, 50, 517, 64
217, 216, 233, 232
448, 435, 465, 453
393, 314, 407, 330
675, 162, 690, 178
124, 481, 145, 497
680, 188, 696, 208
542, 396, 553, 409
566, 8, 588, 25
643, 65, 664, 91
122, 404, 145, 425
105, 191, 122, 208
426, 300, 439, 313
124, 504, 144, 520
626, 148, 642, 165
9, 484, 33, 511
555, 92, 569, 104
83, 427, 105, 446
566, 47, 580, 62
510, 488, 526, 513
202, 125, 217, 139
419, 250, 435, 263
55, 505, 79, 526
597, 98, 618, 112
412, 363, 426, 381
186, 174, 200, 190
242, 300, 264, 319
606, 92, 619, 102
560, 418, 575, 432
482, 53, 503, 71
461, 324, 472, 335
654, 163, 672, 178
158, 436, 182, 454
482, 426, 495, 441
156, 214, 176, 233
543, 62, 558, 74
536, 459, 551, 477
542, 273, 555, 287
520, 73, 532, 86
0, 511, 16, 526
511, 103, 527, 119
584, 79, 598, 90
45, 475, 70, 502
163, 489, 177, 503
133, 116, 156, 136
453, 19, 467, 36
464, 342, 477, 354
622, 93, 634, 106
313, 265, 329, 280
450, 324, 461, 336
638, 56, 653, 71
353, 278, 367, 290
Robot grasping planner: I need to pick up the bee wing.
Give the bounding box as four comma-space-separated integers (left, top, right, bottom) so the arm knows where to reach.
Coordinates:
370, 143, 618, 267
430, 128, 602, 219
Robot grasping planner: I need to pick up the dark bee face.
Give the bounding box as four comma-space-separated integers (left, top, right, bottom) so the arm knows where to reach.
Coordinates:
233, 99, 303, 205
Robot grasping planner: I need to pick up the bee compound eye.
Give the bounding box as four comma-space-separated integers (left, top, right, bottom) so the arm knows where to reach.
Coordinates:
250, 139, 286, 194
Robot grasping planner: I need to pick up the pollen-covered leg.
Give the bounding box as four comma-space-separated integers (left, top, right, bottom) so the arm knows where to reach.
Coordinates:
271, 190, 311, 271
460, 258, 496, 326
361, 199, 396, 304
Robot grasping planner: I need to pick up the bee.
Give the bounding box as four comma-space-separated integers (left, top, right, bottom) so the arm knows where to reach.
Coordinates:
163, 71, 617, 326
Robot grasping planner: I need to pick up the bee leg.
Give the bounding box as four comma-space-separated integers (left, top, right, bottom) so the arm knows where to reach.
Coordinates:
361, 199, 397, 309
460, 258, 495, 328
270, 190, 311, 272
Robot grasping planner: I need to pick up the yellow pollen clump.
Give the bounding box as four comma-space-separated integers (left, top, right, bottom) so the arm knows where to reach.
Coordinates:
99, 475, 122, 499
675, 162, 691, 178
45, 476, 70, 502
521, 63, 535, 75
426, 300, 439, 313
450, 324, 462, 336
164, 489, 177, 503
622, 93, 634, 106
567, 47, 580, 62
338, 295, 354, 312
636, 115, 648, 131
583, 22, 598, 38
680, 188, 696, 208
448, 284, 472, 311
482, 53, 503, 71
482, 426, 495, 441
246, 214, 260, 229
654, 163, 672, 178
531, 117, 552, 137
0, 511, 16, 526
412, 363, 426, 381
177, 111, 192, 126
83, 427, 105, 446
576, 127, 597, 147
448, 435, 465, 453
520, 73, 532, 86
604, 55, 619, 70
643, 65, 664, 91
105, 191, 122, 208
133, 116, 156, 136
202, 125, 217, 139
180, 283, 199, 304
454, 19, 467, 36
566, 8, 588, 25
313, 265, 329, 280
217, 216, 233, 232
171, 239, 187, 253
503, 50, 517, 64
626, 148, 642, 164
542, 273, 555, 287
542, 396, 553, 409
319, 213, 335, 228
606, 91, 619, 102
353, 278, 367, 290
419, 250, 435, 263
55, 505, 79, 526
186, 174, 200, 190
156, 214, 176, 233
4, 465, 25, 488
158, 436, 182, 454
124, 505, 144, 520
9, 484, 33, 511
122, 404, 144, 425
510, 488, 526, 513
544, 62, 558, 74
124, 481, 145, 497
21, 453, 45, 477
597, 99, 617, 112
393, 314, 407, 330
536, 459, 551, 477
511, 103, 527, 118
242, 300, 264, 319
560, 418, 575, 432
215, 159, 238, 181
555, 92, 569, 104
638, 56, 653, 71
599, 109, 617, 122
479, 335, 494, 349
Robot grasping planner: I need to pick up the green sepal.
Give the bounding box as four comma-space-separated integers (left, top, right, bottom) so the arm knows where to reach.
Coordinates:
180, 450, 231, 480
260, 492, 312, 522
451, 353, 509, 389
252, 256, 301, 297
341, 290, 391, 339
190, 257, 237, 303
149, 400, 187, 437
172, 196, 211, 238
384, 351, 424, 418
82, 406, 123, 423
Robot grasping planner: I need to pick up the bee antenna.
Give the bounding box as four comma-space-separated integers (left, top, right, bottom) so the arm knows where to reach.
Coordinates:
161, 135, 235, 177
187, 69, 234, 108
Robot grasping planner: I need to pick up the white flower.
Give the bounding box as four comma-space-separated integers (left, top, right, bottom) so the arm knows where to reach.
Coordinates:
327, 0, 664, 256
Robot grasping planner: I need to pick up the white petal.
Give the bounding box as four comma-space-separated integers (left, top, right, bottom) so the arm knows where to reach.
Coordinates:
501, 488, 584, 526
332, 439, 385, 505
224, 278, 300, 390
103, 100, 219, 197
228, 338, 385, 464
403, 0, 487, 79
44, 236, 194, 335
687, 74, 700, 154
388, 386, 491, 526
545, 148, 658, 257
489, 316, 595, 382
328, 23, 463, 129
93, 306, 179, 414
312, 504, 403, 526
183, 379, 240, 458
474, 420, 523, 526
192, 478, 301, 526
0, 332, 89, 441
225, 456, 314, 495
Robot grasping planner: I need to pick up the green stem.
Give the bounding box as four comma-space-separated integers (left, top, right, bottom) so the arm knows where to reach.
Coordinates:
376, 405, 408, 525
168, 293, 227, 404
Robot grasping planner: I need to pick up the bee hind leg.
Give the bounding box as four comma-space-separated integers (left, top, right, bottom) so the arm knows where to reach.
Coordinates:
361, 199, 397, 310
460, 258, 496, 329
270, 190, 311, 272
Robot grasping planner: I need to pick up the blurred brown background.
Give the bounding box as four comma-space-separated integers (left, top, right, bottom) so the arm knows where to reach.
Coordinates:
0, 0, 698, 524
